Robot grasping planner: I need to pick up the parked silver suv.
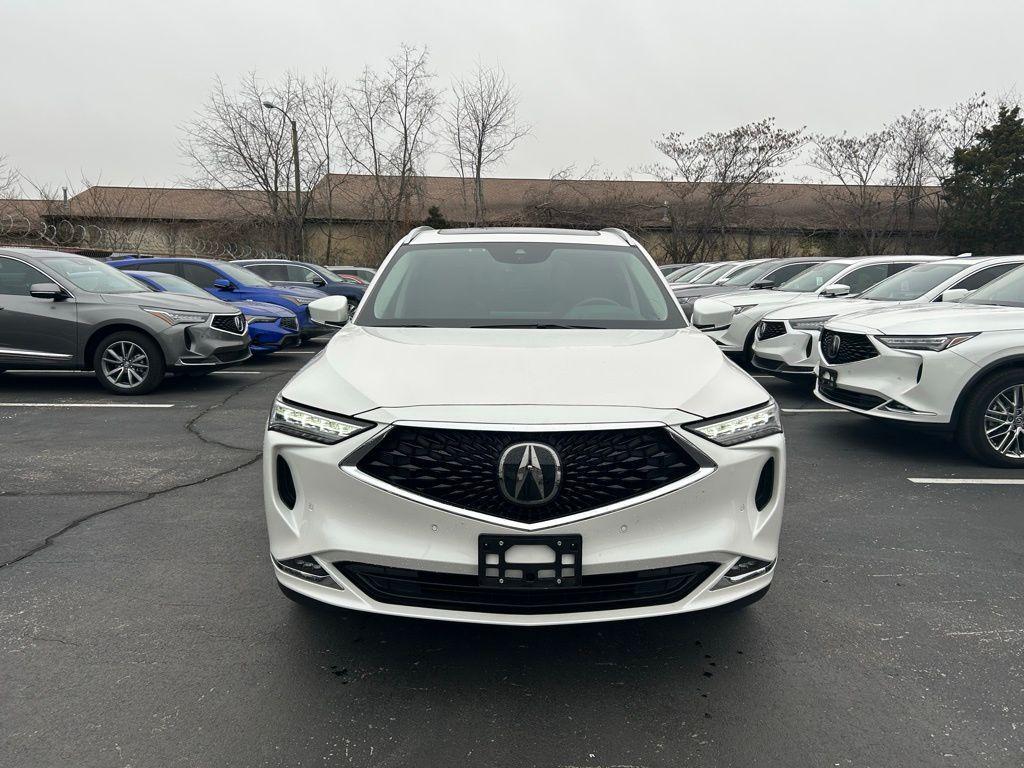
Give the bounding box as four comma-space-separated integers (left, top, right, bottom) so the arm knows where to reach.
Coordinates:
0, 248, 251, 394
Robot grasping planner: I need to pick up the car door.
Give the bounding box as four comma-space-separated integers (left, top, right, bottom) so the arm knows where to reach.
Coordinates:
245, 263, 292, 286
0, 255, 79, 365
179, 263, 235, 301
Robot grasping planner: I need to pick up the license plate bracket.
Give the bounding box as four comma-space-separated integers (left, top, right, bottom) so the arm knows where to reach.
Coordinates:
478, 534, 582, 588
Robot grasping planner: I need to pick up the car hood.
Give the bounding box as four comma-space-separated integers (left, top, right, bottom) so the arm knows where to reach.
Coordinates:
672, 284, 760, 301
280, 326, 771, 423
233, 300, 295, 318
99, 291, 237, 313
765, 297, 896, 321
827, 302, 1024, 334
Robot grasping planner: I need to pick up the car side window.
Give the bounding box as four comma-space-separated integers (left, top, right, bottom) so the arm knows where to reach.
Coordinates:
285, 264, 318, 283
250, 264, 290, 281
885, 262, 917, 277
0, 257, 51, 295
138, 262, 180, 278
840, 263, 891, 294
180, 263, 219, 289
951, 263, 1018, 291
768, 262, 819, 284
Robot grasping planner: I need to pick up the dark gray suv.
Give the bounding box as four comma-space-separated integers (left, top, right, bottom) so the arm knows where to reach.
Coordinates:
0, 248, 251, 394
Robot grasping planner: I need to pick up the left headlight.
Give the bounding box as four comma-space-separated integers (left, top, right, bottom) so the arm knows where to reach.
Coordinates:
789, 315, 834, 331
143, 307, 210, 325
685, 401, 782, 446
246, 315, 279, 323
877, 333, 978, 351
268, 399, 375, 444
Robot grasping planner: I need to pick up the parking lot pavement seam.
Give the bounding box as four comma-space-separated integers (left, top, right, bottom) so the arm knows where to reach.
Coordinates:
0, 454, 262, 570
184, 369, 291, 453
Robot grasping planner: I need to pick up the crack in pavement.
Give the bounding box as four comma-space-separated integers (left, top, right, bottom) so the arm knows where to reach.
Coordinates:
1, 368, 290, 570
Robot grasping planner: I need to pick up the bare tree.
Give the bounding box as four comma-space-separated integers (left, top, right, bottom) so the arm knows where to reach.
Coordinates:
338, 44, 439, 254
648, 119, 805, 261
180, 72, 334, 255
442, 63, 530, 224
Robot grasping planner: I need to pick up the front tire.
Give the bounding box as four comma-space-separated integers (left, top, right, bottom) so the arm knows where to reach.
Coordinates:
957, 368, 1024, 467
93, 331, 165, 395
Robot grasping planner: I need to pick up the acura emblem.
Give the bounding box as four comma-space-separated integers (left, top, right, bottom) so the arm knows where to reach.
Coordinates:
497, 442, 562, 506
828, 334, 841, 358
235, 315, 245, 332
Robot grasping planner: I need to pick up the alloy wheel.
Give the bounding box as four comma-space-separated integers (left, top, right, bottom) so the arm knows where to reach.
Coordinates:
983, 384, 1024, 458
100, 340, 151, 390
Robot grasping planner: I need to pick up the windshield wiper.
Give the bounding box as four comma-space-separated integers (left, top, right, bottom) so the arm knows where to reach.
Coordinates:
469, 323, 605, 329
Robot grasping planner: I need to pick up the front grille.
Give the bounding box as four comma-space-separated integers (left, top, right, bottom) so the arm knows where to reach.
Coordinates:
211, 313, 246, 335
338, 561, 718, 614
280, 316, 298, 331
819, 385, 887, 411
820, 330, 878, 365
355, 426, 702, 525
758, 320, 786, 340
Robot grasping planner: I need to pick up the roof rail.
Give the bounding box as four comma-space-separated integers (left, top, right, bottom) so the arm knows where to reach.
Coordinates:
955, 252, 973, 258
403, 226, 435, 244
599, 227, 634, 246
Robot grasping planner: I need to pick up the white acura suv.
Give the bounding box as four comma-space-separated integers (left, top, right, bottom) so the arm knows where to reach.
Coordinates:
815, 264, 1024, 467
752, 256, 1024, 379
690, 255, 943, 363
263, 227, 785, 625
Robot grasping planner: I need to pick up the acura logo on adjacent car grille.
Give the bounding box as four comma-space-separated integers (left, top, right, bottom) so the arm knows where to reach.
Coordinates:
827, 334, 841, 358
497, 442, 562, 506
234, 315, 245, 332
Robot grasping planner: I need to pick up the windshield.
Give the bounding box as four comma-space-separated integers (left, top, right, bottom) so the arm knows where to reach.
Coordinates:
718, 262, 764, 286
133, 271, 210, 298
963, 264, 1024, 307
306, 263, 344, 283
778, 262, 848, 292
690, 263, 735, 285
666, 264, 704, 282
859, 262, 970, 301
217, 262, 272, 287
38, 255, 149, 294
359, 243, 685, 329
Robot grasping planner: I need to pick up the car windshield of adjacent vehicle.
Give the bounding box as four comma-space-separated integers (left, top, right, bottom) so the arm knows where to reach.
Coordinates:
216, 262, 273, 287
666, 264, 705, 282
777, 261, 848, 292
963, 264, 1024, 307
306, 263, 345, 283
690, 263, 735, 284
39, 255, 150, 294
132, 271, 210, 298
716, 261, 764, 286
359, 243, 685, 329
858, 262, 970, 301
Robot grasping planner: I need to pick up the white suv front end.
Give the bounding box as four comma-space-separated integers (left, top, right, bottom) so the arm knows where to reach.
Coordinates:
263, 228, 786, 625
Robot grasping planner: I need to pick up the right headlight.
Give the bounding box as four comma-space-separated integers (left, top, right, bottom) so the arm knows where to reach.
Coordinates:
685, 401, 782, 446
789, 315, 835, 331
877, 333, 978, 351
268, 399, 375, 444
732, 304, 757, 314
246, 315, 279, 324
142, 307, 210, 325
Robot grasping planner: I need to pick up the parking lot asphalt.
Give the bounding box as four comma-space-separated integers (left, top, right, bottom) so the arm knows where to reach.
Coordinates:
1, 344, 1022, 768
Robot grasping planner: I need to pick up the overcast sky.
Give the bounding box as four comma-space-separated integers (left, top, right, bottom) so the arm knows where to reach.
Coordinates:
5, 0, 1022, 192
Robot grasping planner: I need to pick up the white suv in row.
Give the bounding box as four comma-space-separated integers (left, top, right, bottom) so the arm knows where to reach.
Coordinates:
751, 256, 1024, 379
690, 255, 944, 363
815, 264, 1024, 467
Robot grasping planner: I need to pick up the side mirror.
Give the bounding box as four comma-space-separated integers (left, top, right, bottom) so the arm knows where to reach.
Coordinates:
309, 295, 349, 327
212, 278, 235, 291
690, 297, 736, 328
941, 288, 971, 303
311, 276, 327, 287
750, 279, 774, 290
821, 283, 850, 298
30, 282, 68, 300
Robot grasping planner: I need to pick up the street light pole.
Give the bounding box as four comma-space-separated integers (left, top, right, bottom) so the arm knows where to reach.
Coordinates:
263, 100, 303, 256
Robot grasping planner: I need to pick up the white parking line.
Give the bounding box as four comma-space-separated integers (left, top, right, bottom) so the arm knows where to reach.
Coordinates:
0, 402, 175, 409
209, 371, 265, 375
781, 408, 843, 413
275, 350, 318, 355
908, 477, 1024, 486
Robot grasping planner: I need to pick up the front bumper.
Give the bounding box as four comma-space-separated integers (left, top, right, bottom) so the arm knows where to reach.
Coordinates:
813, 338, 976, 425
166, 321, 252, 369
752, 326, 819, 374
249, 320, 300, 353
699, 310, 761, 354
264, 423, 785, 626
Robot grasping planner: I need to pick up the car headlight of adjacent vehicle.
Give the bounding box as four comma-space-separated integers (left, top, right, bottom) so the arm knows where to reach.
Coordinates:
268, 399, 374, 444
877, 333, 978, 351
789, 315, 835, 331
685, 401, 783, 446
246, 315, 279, 324
285, 297, 313, 306
732, 304, 757, 314
143, 307, 211, 325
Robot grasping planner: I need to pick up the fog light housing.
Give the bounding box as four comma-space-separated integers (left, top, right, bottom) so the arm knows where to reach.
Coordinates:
711, 557, 774, 590
274, 556, 331, 583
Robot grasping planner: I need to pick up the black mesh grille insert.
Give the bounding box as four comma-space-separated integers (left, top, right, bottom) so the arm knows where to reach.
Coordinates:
818, 386, 887, 411
211, 314, 245, 334
758, 320, 786, 340
355, 426, 701, 524
820, 330, 878, 365
338, 561, 718, 614
280, 316, 298, 331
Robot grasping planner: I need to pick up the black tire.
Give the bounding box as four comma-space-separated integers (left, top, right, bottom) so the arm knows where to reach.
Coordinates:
93, 331, 166, 396
956, 367, 1024, 468
278, 581, 330, 610
741, 328, 759, 367
714, 584, 770, 612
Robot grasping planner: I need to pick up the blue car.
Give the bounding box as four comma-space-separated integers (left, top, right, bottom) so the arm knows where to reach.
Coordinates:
126, 271, 301, 354
108, 256, 329, 338
231, 259, 365, 308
